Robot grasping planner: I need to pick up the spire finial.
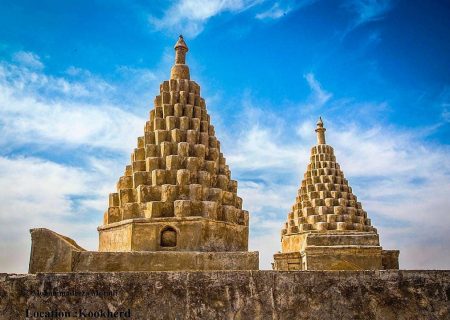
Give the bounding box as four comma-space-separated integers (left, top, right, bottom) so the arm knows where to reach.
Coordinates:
170, 35, 190, 80
174, 35, 188, 64
315, 117, 326, 144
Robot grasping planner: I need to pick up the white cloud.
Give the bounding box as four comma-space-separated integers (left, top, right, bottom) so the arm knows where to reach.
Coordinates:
305, 73, 332, 107
149, 0, 261, 37
0, 56, 153, 272
443, 106, 450, 122
256, 0, 316, 20
1, 50, 449, 273
0, 156, 111, 273
12, 51, 44, 69
256, 2, 289, 19
439, 87, 450, 123
225, 77, 450, 270
0, 61, 146, 152
345, 0, 394, 26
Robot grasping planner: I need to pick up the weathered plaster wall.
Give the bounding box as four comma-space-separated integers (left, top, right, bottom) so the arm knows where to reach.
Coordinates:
0, 270, 449, 319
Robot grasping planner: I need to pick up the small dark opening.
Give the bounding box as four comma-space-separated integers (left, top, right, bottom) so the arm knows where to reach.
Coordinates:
160, 227, 177, 247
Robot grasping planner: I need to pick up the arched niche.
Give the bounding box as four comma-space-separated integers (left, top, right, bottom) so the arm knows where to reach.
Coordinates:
160, 226, 177, 247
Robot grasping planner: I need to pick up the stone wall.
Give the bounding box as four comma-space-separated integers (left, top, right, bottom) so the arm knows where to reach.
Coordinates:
1, 270, 449, 319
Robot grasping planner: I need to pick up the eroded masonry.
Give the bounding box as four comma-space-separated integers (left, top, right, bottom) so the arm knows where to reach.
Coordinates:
28, 36, 398, 273
29, 36, 258, 273
273, 118, 399, 270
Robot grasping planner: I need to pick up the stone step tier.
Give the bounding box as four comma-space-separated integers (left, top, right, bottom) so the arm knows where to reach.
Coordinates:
103, 77, 246, 228
281, 143, 375, 235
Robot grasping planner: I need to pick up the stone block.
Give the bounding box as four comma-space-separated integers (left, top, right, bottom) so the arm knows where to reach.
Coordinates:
109, 193, 119, 207
166, 155, 180, 170
136, 185, 161, 202
132, 160, 146, 172
194, 106, 202, 118
165, 116, 176, 130
180, 116, 190, 130
133, 171, 151, 188
137, 137, 144, 148
169, 79, 177, 91
161, 91, 170, 104
197, 170, 211, 186
145, 144, 158, 157
121, 203, 143, 220
178, 142, 189, 157
145, 201, 163, 218
191, 118, 200, 130
208, 188, 223, 202
189, 184, 203, 201
193, 144, 206, 158
154, 117, 165, 130
203, 160, 216, 174
200, 121, 209, 132
174, 103, 183, 117
191, 200, 202, 216
160, 141, 172, 157
155, 130, 167, 145
236, 196, 243, 209
171, 128, 181, 143
133, 148, 145, 161
222, 191, 235, 206
216, 174, 229, 190
241, 210, 249, 226
117, 176, 132, 190
201, 201, 218, 219
152, 169, 166, 186
179, 90, 187, 104
161, 184, 179, 202
222, 206, 238, 223
186, 157, 199, 172
200, 132, 209, 145
119, 188, 135, 205
187, 130, 198, 145
174, 200, 191, 217
184, 104, 193, 118
162, 104, 174, 117
107, 206, 121, 224
124, 165, 132, 176
176, 169, 190, 185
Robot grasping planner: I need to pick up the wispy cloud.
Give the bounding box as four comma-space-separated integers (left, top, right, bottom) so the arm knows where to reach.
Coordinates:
1, 50, 449, 273
224, 75, 450, 269
0, 59, 152, 152
438, 87, 450, 123
256, 0, 316, 20
344, 0, 395, 27
12, 51, 44, 69
0, 54, 154, 272
0, 156, 106, 272
149, 0, 261, 37
305, 73, 332, 107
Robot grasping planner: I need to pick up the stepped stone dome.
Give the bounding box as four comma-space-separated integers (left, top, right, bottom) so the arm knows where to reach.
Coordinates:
99, 36, 252, 255
273, 118, 399, 271
28, 36, 258, 273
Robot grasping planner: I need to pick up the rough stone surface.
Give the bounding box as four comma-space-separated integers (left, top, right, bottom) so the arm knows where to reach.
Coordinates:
28, 36, 258, 273
99, 35, 249, 254
0, 271, 449, 319
274, 118, 399, 271
29, 228, 258, 273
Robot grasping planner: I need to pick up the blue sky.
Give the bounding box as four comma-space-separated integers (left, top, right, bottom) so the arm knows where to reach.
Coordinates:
0, 0, 449, 272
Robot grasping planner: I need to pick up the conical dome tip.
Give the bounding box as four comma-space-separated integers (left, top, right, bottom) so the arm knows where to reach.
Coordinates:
315, 117, 326, 144
174, 35, 188, 51
316, 116, 324, 127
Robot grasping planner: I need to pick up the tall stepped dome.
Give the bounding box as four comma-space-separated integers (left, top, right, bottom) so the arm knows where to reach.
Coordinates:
28, 36, 257, 273
99, 36, 252, 256
273, 118, 399, 271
